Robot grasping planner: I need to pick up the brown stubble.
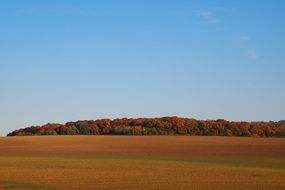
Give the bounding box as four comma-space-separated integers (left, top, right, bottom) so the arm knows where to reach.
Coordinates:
0, 136, 285, 190
0, 136, 284, 157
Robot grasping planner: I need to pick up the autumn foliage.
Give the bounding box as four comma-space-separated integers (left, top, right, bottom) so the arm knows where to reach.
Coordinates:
7, 117, 285, 137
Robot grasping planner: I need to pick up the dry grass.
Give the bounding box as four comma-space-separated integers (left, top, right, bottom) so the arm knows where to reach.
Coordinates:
0, 136, 284, 190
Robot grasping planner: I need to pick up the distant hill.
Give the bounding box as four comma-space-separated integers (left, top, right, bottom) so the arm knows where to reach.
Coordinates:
7, 117, 285, 137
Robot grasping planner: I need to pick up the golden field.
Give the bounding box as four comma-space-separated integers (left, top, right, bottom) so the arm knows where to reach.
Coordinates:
0, 136, 284, 190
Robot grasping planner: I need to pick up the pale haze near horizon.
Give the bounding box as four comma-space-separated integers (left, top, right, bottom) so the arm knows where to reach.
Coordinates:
1, 0, 285, 135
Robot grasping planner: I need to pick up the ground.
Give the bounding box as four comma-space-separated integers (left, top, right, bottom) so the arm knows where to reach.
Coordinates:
0, 136, 284, 190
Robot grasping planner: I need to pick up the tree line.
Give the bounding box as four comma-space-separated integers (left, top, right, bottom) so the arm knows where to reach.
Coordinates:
7, 117, 285, 137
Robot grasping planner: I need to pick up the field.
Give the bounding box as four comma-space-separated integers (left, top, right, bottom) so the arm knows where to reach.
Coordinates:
0, 136, 284, 190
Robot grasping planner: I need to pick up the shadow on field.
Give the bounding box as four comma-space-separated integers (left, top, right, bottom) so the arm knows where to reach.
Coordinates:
0, 182, 57, 190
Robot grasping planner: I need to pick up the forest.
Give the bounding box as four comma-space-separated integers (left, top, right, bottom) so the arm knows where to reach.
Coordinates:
7, 117, 285, 137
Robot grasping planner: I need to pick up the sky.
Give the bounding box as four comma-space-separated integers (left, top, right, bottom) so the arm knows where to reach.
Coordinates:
1, 0, 285, 135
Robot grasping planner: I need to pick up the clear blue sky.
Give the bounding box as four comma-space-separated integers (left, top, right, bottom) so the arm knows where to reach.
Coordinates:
1, 0, 285, 135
